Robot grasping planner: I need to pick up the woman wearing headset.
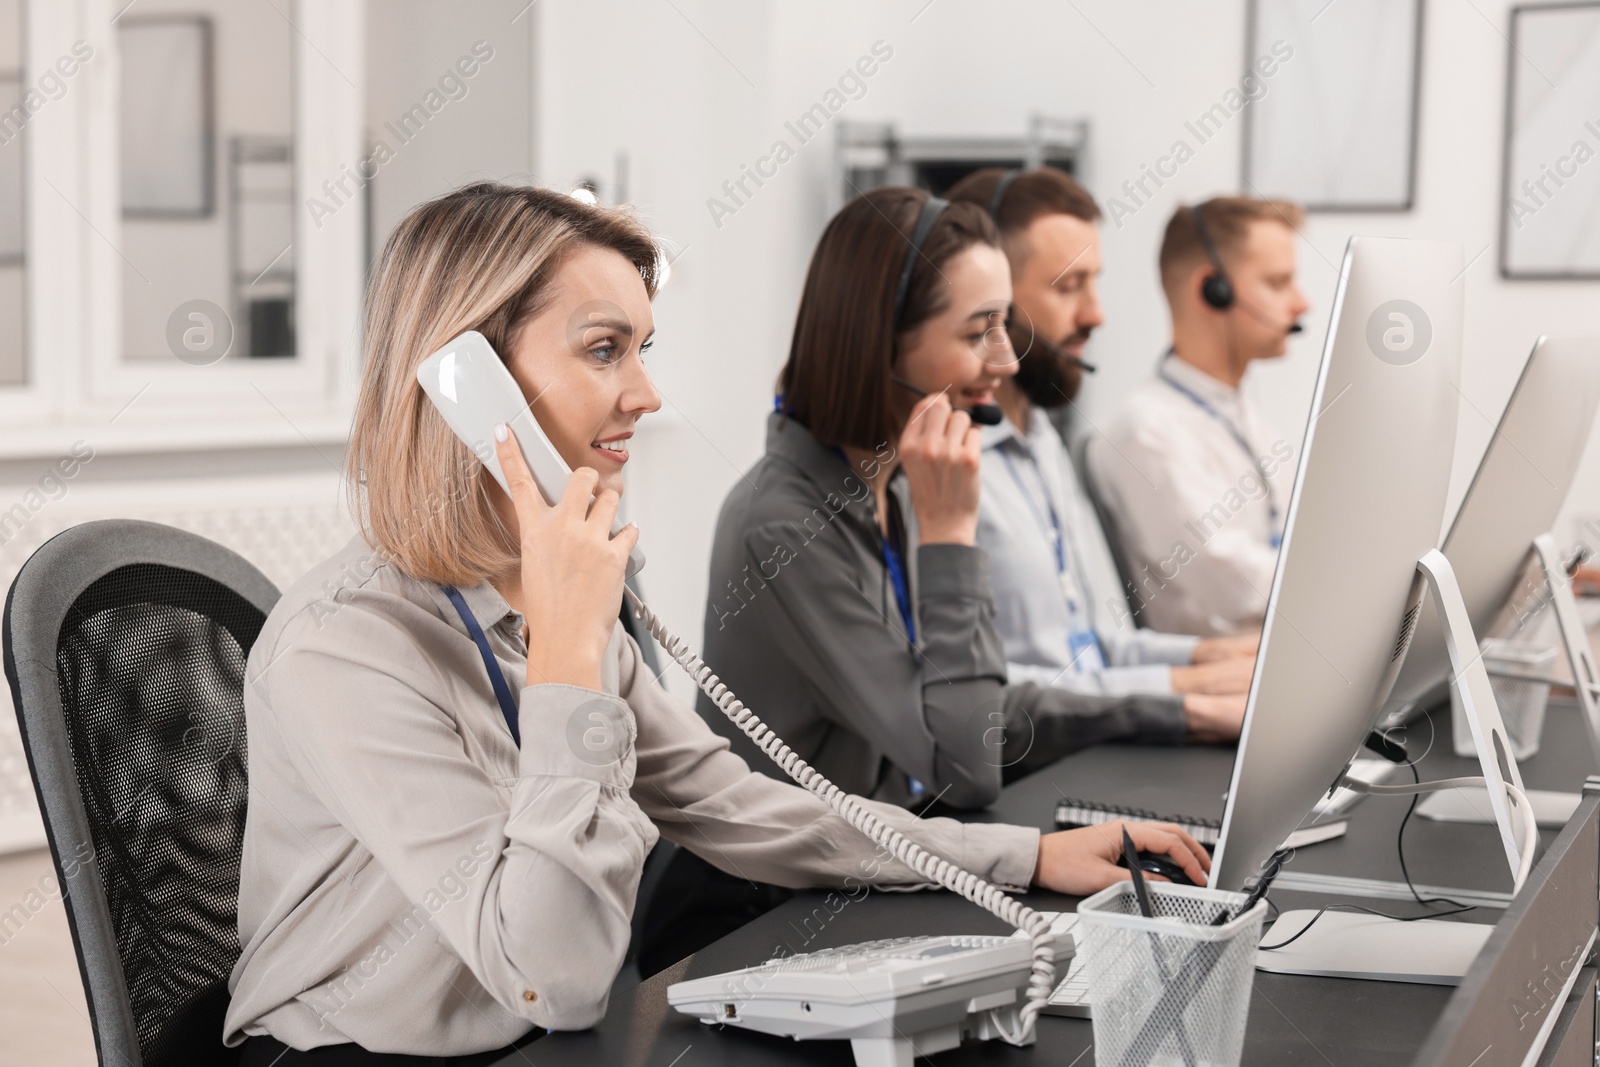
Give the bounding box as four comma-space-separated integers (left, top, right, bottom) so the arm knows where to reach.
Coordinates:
640, 189, 1239, 973
696, 188, 1243, 799
222, 183, 1208, 1064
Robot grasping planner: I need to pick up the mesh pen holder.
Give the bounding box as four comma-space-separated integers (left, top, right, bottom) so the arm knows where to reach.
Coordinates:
1451, 639, 1557, 761
1077, 882, 1267, 1067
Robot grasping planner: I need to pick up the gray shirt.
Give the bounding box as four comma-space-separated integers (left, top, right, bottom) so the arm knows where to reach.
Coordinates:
978, 410, 1198, 695
224, 534, 1040, 1055
698, 414, 1188, 811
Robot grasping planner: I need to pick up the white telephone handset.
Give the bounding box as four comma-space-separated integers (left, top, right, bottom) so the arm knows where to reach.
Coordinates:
417, 330, 1057, 1065
416, 330, 644, 578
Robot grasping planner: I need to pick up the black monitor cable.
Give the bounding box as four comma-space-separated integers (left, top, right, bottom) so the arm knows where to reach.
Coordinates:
1259, 720, 1484, 952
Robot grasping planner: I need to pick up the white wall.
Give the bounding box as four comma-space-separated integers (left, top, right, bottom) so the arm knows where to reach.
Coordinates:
365, 0, 536, 255
1254, 0, 1600, 539
373, 0, 1600, 696
529, 1, 1263, 693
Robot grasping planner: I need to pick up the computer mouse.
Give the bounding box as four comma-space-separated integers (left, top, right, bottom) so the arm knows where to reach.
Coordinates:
1117, 850, 1196, 886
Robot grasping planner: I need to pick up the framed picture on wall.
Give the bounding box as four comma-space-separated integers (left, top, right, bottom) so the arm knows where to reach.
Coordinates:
119, 15, 214, 217
1242, 0, 1424, 211
1501, 2, 1600, 279
0, 71, 21, 261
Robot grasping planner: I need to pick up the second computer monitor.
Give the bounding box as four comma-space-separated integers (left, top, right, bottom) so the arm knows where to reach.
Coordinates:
1211, 236, 1465, 892
1381, 334, 1600, 718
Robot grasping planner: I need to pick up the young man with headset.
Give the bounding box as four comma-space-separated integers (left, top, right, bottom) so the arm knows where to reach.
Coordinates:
944, 168, 1256, 726
1088, 197, 1310, 637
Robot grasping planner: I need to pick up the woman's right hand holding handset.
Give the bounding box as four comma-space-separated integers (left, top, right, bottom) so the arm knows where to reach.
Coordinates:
494, 423, 637, 692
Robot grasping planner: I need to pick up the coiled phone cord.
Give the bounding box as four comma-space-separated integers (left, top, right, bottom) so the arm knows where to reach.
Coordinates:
624, 587, 1055, 1044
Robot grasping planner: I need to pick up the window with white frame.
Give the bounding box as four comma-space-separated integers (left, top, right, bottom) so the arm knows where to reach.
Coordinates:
0, 0, 364, 455
0, 0, 25, 388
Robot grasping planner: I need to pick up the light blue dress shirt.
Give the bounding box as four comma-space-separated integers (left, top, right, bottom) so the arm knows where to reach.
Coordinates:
977, 410, 1199, 695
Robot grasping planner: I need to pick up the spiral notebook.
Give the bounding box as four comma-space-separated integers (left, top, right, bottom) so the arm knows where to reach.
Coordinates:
1053, 797, 1348, 850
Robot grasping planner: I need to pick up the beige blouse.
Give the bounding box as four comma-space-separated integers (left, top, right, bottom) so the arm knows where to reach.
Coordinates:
223, 534, 1041, 1056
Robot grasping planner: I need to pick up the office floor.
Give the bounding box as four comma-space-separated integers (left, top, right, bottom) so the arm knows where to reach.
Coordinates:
0, 848, 97, 1065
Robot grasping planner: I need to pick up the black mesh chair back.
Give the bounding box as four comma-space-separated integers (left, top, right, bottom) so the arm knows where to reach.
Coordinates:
1075, 433, 1147, 629
3, 520, 280, 1067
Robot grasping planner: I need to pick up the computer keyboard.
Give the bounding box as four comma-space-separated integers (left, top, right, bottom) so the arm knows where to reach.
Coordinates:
1010, 911, 1092, 1017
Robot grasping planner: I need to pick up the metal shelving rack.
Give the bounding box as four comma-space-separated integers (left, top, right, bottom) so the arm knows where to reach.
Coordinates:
832, 114, 1090, 211
228, 135, 295, 358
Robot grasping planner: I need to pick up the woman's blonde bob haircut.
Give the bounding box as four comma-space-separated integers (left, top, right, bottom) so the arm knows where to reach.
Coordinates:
346, 181, 660, 587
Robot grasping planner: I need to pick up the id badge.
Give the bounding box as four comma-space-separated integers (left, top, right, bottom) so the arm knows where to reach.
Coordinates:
1067, 630, 1106, 673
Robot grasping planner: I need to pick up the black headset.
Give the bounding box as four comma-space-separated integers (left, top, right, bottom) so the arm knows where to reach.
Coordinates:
1189, 202, 1236, 311
888, 193, 1005, 426
891, 195, 949, 329
1187, 202, 1304, 335
987, 168, 1024, 221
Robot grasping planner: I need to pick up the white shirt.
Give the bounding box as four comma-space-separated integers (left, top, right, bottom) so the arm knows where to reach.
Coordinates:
977, 408, 1198, 695
1088, 354, 1292, 636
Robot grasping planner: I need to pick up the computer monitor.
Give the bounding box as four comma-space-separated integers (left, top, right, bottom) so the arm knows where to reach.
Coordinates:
1211, 236, 1465, 893
1381, 335, 1600, 719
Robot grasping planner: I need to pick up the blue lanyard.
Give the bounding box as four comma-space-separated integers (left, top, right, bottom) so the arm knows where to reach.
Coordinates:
880, 530, 917, 645
829, 445, 917, 645
998, 442, 1105, 671
440, 584, 521, 746
998, 447, 1067, 576
827, 448, 921, 797
876, 498, 922, 797
1158, 354, 1283, 546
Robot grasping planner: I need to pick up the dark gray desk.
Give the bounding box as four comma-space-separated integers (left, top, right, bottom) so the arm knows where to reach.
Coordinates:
497, 703, 1594, 1066
981, 699, 1593, 895
512, 886, 1457, 1067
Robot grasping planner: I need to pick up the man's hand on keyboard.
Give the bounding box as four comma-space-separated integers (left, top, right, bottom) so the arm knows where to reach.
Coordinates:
1032, 819, 1210, 896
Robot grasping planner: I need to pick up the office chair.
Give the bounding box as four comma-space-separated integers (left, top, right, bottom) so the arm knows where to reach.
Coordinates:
1074, 434, 1147, 629
3, 520, 279, 1067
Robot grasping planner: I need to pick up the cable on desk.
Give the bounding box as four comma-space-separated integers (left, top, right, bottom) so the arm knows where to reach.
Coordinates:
1396, 760, 1470, 909
1257, 897, 1478, 951
1383, 715, 1471, 909
1356, 775, 1536, 892
1258, 724, 1547, 952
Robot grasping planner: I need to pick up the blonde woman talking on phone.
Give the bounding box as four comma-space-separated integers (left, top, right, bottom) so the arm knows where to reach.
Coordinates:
223, 182, 1209, 1064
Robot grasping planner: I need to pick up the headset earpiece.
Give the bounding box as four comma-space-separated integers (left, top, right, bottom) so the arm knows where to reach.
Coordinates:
1189, 203, 1235, 311
1201, 271, 1235, 311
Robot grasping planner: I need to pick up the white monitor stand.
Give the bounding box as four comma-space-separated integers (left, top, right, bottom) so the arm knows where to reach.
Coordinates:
1414, 531, 1600, 828
1256, 550, 1538, 985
